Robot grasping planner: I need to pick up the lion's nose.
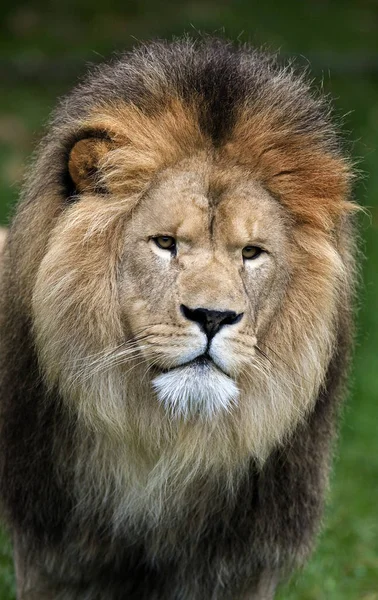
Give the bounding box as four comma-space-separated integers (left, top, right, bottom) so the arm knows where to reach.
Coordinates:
180, 305, 243, 340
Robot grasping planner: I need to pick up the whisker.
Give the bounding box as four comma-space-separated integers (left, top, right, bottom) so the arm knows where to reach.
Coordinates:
121, 355, 156, 381
141, 356, 163, 385
257, 342, 313, 384
131, 323, 191, 338
247, 361, 271, 382
74, 333, 156, 365
243, 360, 305, 418
71, 346, 152, 387
254, 354, 306, 393
85, 347, 150, 376
255, 345, 273, 365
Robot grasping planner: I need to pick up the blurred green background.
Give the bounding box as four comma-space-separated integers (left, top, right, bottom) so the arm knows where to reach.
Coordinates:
0, 1, 377, 598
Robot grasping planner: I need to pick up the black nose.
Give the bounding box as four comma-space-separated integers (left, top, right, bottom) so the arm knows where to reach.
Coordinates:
180, 305, 243, 340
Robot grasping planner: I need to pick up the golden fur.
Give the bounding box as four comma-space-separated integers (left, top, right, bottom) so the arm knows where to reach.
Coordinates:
0, 227, 6, 254
0, 39, 359, 599
30, 107, 355, 531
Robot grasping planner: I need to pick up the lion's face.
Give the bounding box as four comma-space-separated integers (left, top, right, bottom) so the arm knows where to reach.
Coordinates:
119, 157, 289, 419
24, 79, 354, 473
31, 146, 345, 468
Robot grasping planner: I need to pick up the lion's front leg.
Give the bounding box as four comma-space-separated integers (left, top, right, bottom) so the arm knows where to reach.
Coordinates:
13, 533, 58, 600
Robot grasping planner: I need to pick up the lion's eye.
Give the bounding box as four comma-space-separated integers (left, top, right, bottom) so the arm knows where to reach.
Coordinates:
242, 246, 262, 260
153, 236, 176, 252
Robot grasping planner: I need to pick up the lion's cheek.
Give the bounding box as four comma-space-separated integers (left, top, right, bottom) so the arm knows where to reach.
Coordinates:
31, 243, 122, 395
209, 329, 257, 377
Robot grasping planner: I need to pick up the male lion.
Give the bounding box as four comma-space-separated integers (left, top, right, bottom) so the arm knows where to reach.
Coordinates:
0, 39, 358, 599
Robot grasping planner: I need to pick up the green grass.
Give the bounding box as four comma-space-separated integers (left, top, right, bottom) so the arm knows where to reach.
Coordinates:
1, 2, 378, 598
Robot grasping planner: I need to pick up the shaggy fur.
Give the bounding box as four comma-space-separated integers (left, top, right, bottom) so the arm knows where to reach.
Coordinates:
0, 227, 6, 251
0, 38, 358, 600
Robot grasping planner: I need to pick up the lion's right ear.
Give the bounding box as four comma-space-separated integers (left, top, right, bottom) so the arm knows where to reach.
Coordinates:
67, 132, 115, 194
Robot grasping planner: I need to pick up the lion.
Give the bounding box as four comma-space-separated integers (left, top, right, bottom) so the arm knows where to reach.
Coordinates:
0, 38, 358, 599
0, 228, 6, 250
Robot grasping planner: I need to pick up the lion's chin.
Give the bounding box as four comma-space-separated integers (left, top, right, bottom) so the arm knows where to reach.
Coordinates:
152, 358, 239, 420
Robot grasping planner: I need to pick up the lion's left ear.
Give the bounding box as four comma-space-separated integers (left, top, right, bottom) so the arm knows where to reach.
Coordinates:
68, 133, 114, 194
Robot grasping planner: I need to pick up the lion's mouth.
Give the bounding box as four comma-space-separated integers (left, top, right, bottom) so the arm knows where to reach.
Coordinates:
152, 352, 239, 419
161, 353, 230, 378
185, 354, 212, 368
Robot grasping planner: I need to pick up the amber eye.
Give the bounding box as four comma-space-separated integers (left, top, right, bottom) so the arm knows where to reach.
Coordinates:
153, 236, 176, 252
242, 246, 262, 260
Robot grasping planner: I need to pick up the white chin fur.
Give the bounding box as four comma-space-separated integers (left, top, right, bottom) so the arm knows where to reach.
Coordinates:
152, 361, 239, 420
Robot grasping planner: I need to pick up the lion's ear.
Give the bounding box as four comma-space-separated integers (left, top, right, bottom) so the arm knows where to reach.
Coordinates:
68, 134, 114, 194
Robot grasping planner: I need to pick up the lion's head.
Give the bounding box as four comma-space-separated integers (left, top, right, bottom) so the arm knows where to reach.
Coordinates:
5, 42, 356, 528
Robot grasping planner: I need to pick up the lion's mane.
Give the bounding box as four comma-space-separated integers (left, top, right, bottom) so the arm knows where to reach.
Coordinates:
0, 39, 358, 600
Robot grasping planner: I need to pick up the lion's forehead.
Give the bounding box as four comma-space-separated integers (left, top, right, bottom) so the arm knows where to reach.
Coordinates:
133, 157, 287, 251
